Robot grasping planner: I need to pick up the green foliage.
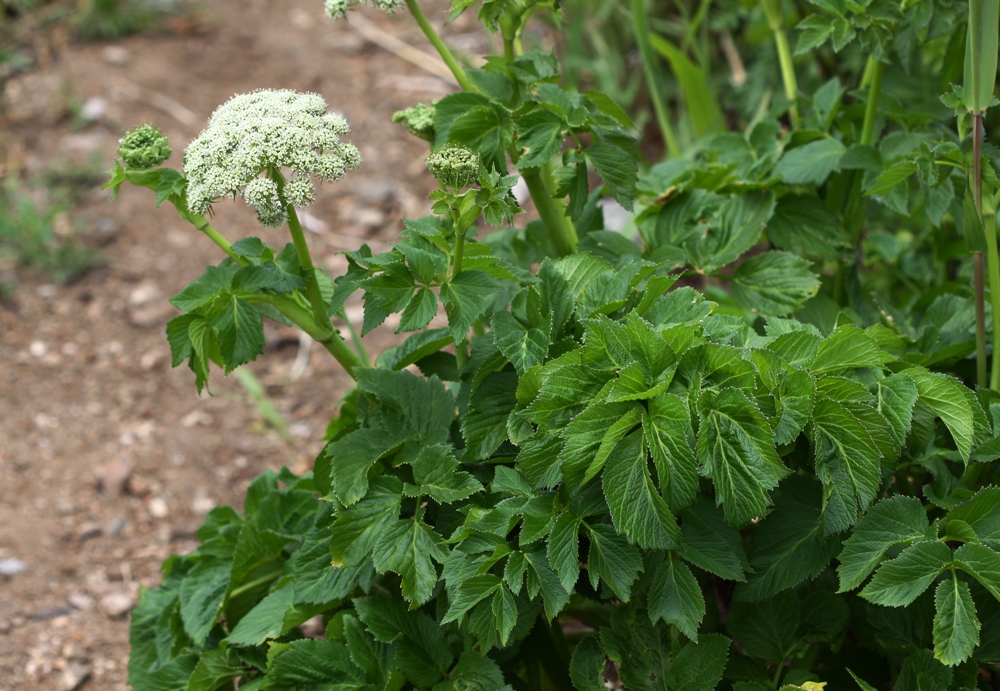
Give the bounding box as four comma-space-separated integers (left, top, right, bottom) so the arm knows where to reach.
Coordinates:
116, 0, 1000, 688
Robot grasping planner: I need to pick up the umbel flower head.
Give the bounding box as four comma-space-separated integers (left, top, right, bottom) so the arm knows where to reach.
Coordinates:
183, 89, 361, 227
324, 0, 403, 20
392, 103, 436, 143
426, 146, 481, 190
118, 124, 172, 169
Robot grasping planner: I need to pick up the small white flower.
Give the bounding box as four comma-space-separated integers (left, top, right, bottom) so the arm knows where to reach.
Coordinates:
324, 0, 349, 20
183, 89, 361, 225
370, 0, 404, 12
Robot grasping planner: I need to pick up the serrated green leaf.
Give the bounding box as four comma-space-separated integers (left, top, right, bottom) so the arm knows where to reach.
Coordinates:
372, 518, 449, 606
209, 295, 264, 371
766, 194, 847, 260
795, 14, 835, 53
860, 541, 953, 607
569, 636, 606, 691
440, 270, 500, 344
548, 511, 582, 592
678, 498, 749, 581
693, 192, 776, 273
585, 522, 643, 601
356, 368, 456, 445
698, 388, 789, 526
727, 591, 801, 661
810, 325, 884, 375
398, 287, 438, 332
774, 138, 846, 186
837, 496, 931, 592
603, 430, 680, 550
443, 574, 503, 623
330, 476, 402, 568
462, 371, 518, 461
326, 427, 403, 506
492, 310, 551, 375
185, 650, 242, 691
953, 543, 1000, 601
352, 596, 452, 685
644, 394, 699, 513
948, 487, 1000, 549
516, 108, 566, 169
906, 369, 976, 463
266, 639, 366, 690
664, 633, 731, 691
648, 553, 705, 639
731, 251, 821, 316
492, 585, 518, 644
178, 559, 229, 646
876, 373, 918, 447
403, 443, 483, 503
934, 574, 980, 666
585, 138, 638, 210
865, 159, 919, 196
735, 476, 841, 602
524, 549, 571, 620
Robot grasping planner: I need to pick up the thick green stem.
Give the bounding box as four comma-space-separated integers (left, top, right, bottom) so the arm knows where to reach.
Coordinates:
632, 0, 681, 155
523, 168, 577, 255
860, 59, 885, 146
404, 0, 478, 93
977, 252, 990, 390
453, 230, 466, 278
761, 0, 799, 124
985, 214, 1000, 391
175, 205, 247, 266
268, 295, 363, 375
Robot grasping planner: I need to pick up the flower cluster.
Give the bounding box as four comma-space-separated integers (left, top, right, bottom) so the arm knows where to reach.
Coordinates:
117, 124, 172, 169
323, 0, 404, 20
425, 146, 481, 190
392, 103, 436, 143
183, 89, 361, 227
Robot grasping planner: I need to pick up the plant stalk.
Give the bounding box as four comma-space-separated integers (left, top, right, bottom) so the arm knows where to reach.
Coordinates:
761, 0, 799, 124
404, 0, 478, 93
453, 230, 466, 277
523, 168, 577, 255
977, 252, 990, 389
985, 213, 1000, 390
284, 203, 334, 338
860, 59, 885, 146
268, 295, 363, 375
632, 0, 681, 155
175, 205, 247, 266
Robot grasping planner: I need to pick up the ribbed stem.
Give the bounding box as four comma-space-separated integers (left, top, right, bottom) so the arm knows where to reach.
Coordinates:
523, 168, 577, 256
761, 0, 799, 124
404, 0, 478, 93
860, 59, 885, 146
632, 0, 681, 155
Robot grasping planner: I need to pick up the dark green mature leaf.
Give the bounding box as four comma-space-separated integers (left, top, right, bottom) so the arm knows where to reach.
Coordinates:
226, 583, 323, 647
449, 104, 513, 173
570, 636, 606, 691
663, 634, 731, 691
678, 498, 749, 581
644, 394, 699, 512
894, 649, 954, 691
810, 325, 884, 375
584, 522, 644, 601
524, 549, 571, 620
330, 476, 402, 567
953, 543, 1000, 601
876, 373, 918, 448
585, 138, 638, 210
444, 650, 508, 691
837, 496, 931, 592
766, 194, 847, 260
179, 559, 229, 646
934, 575, 980, 666
440, 270, 500, 344
773, 138, 847, 185
735, 476, 841, 602
728, 591, 802, 661
404, 443, 483, 503
906, 368, 977, 463
353, 596, 453, 686
186, 650, 242, 691
462, 371, 518, 461
356, 368, 455, 445
599, 604, 670, 691
209, 295, 264, 371
603, 431, 681, 550
372, 517, 449, 606
648, 552, 705, 639
948, 487, 1000, 549
811, 397, 883, 533
325, 428, 402, 506
731, 251, 821, 316
693, 192, 776, 272
266, 639, 366, 690
860, 541, 953, 607
549, 511, 582, 592
516, 108, 565, 169
697, 388, 789, 526
523, 364, 612, 428
773, 369, 816, 445
398, 287, 438, 332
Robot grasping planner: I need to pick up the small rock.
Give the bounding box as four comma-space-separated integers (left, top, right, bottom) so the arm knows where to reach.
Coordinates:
352, 207, 386, 229
61, 660, 90, 690
352, 180, 396, 205
80, 96, 108, 121
147, 496, 169, 519
180, 409, 212, 427
191, 494, 215, 515
77, 523, 102, 542
104, 518, 126, 537
128, 281, 162, 307
37, 284, 58, 299
62, 642, 87, 660
67, 594, 94, 611
0, 558, 26, 575
99, 591, 136, 618
140, 348, 165, 371
92, 217, 120, 245
97, 457, 134, 497
102, 45, 129, 65
56, 500, 78, 516
31, 604, 74, 620
29, 340, 47, 358
0, 618, 10, 633
300, 614, 325, 638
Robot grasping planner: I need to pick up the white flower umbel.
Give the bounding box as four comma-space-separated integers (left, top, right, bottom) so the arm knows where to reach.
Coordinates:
323, 0, 404, 20
183, 89, 361, 227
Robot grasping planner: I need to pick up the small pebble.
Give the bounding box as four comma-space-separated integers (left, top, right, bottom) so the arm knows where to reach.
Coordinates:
104, 518, 126, 536
68, 594, 94, 611
61, 660, 90, 690
99, 591, 136, 618
147, 496, 169, 519
80, 96, 108, 121
29, 341, 47, 358
102, 45, 129, 65
0, 558, 26, 576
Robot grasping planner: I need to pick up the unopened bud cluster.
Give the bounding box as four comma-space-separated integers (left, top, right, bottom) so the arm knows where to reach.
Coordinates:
426, 146, 481, 190
118, 124, 172, 169
324, 0, 404, 20
392, 103, 436, 143
183, 89, 361, 227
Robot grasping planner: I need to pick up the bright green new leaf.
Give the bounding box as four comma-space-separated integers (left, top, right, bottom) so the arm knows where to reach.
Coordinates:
325, 427, 402, 506
948, 487, 1000, 549
810, 325, 884, 375
953, 543, 1000, 602
603, 431, 681, 549
403, 443, 483, 504
860, 541, 953, 607
906, 369, 977, 463
837, 495, 931, 592
440, 270, 500, 344
372, 518, 449, 606
731, 251, 821, 316
644, 394, 699, 512
773, 138, 847, 186
492, 310, 551, 375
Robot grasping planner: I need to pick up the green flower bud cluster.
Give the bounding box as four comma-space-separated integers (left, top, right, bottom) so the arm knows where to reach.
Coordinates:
323, 0, 403, 20
117, 124, 172, 169
425, 146, 481, 190
392, 103, 436, 143
183, 89, 361, 228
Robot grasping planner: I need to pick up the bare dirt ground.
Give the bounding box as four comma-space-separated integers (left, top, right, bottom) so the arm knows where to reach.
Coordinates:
0, 2, 490, 687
